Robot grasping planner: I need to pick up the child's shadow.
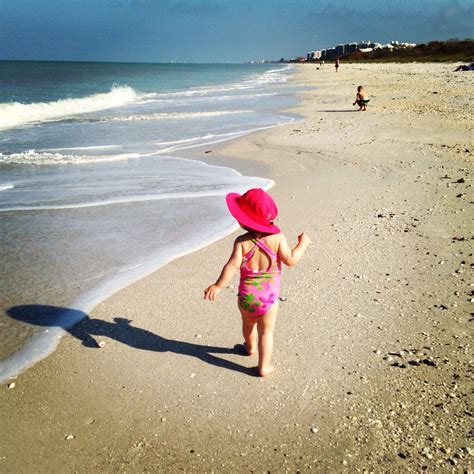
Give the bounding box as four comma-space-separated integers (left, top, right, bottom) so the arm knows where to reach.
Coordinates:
7, 305, 255, 376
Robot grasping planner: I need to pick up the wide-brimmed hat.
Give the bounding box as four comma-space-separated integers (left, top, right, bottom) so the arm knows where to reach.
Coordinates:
226, 188, 280, 234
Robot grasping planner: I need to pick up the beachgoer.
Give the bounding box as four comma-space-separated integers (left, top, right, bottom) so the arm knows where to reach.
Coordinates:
454, 61, 474, 71
353, 85, 370, 111
204, 188, 311, 377
335, 58, 340, 72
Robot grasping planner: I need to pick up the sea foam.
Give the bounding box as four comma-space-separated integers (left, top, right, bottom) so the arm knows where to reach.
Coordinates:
0, 189, 236, 212
0, 184, 14, 191
0, 86, 138, 131
0, 150, 140, 165
105, 109, 252, 122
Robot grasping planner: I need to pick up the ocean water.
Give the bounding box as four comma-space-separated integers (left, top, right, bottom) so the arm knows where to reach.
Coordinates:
0, 61, 297, 380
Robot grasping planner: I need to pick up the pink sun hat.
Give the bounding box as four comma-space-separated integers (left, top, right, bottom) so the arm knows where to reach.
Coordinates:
226, 188, 280, 234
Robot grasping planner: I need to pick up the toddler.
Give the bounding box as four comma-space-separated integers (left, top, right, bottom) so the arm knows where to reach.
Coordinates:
353, 85, 370, 111
204, 188, 310, 377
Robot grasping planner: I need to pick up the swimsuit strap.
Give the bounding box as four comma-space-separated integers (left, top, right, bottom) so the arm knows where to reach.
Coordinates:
242, 237, 277, 268
253, 238, 277, 259
242, 239, 259, 263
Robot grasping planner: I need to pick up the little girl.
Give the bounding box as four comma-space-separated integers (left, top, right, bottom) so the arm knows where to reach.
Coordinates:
204, 188, 310, 377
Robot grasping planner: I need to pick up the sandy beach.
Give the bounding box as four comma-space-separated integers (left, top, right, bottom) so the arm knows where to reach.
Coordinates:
1, 62, 472, 472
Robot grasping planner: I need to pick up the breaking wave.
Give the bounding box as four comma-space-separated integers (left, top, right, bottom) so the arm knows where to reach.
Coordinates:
0, 184, 14, 191
0, 86, 139, 131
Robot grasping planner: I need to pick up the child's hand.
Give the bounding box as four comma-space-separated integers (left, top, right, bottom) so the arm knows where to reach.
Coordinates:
204, 284, 222, 301
298, 231, 312, 247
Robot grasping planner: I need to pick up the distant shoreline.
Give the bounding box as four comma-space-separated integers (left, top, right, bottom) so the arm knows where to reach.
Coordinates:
298, 38, 474, 64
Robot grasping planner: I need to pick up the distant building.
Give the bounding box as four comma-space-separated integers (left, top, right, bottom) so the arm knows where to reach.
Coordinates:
345, 42, 358, 54
335, 44, 345, 56
305, 51, 322, 61
348, 42, 358, 53
300, 38, 416, 63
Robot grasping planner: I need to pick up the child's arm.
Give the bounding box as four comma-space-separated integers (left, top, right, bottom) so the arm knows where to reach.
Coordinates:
278, 232, 311, 267
204, 239, 243, 300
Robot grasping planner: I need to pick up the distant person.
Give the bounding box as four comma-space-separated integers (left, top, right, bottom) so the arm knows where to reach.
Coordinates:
204, 188, 310, 377
335, 58, 340, 72
319, 59, 324, 66
353, 85, 370, 111
454, 61, 474, 71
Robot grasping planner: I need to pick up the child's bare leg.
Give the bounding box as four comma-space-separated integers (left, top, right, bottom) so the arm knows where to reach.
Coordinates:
240, 310, 257, 355
257, 303, 278, 377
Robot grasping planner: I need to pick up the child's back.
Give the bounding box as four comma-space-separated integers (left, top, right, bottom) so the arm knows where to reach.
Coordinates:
237, 232, 282, 271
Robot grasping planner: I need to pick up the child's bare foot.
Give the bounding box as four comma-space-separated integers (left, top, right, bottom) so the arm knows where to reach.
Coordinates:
244, 342, 256, 356
258, 365, 274, 377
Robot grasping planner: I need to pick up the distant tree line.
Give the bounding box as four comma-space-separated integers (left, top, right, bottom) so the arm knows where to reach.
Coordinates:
345, 38, 474, 63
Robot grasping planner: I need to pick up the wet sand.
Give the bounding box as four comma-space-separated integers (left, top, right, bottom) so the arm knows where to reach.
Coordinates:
1, 63, 472, 472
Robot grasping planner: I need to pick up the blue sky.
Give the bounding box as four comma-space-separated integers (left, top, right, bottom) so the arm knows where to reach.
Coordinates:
0, 0, 472, 62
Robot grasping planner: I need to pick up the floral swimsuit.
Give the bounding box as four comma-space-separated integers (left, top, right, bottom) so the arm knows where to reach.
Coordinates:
238, 238, 282, 316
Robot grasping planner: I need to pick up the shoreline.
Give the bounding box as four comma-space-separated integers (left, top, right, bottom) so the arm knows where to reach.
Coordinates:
1, 63, 472, 472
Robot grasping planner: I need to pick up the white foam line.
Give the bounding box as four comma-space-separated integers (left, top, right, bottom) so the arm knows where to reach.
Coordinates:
135, 92, 278, 105
0, 151, 140, 166
42, 145, 121, 152
154, 118, 296, 155
105, 109, 253, 122
41, 136, 211, 155
154, 136, 211, 146
0, 190, 232, 212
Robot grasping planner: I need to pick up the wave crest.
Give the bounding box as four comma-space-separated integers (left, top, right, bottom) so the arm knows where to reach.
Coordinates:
0, 86, 138, 131
0, 183, 14, 191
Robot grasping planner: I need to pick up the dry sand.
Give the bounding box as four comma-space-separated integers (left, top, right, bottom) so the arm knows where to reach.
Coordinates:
1, 63, 472, 472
